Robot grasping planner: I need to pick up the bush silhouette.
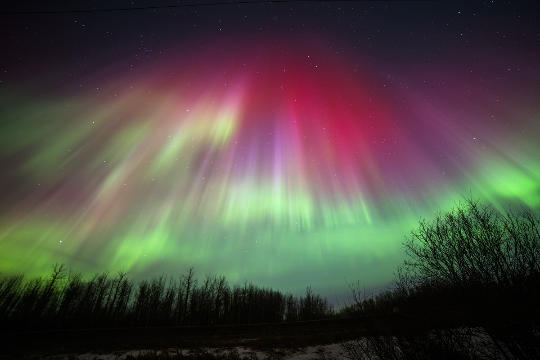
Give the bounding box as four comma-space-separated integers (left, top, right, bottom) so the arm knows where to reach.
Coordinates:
402, 198, 539, 289
345, 198, 540, 360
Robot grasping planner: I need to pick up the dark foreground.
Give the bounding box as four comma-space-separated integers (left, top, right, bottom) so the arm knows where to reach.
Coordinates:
5, 315, 539, 359
2, 315, 428, 358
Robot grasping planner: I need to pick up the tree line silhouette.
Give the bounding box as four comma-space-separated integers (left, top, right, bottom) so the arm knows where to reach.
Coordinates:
0, 265, 332, 330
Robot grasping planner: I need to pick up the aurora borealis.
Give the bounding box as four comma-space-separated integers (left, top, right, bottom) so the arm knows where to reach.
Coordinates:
1, 1, 539, 297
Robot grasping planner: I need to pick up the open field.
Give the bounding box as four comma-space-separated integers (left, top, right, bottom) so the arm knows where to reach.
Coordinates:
6, 319, 540, 359
2, 316, 412, 358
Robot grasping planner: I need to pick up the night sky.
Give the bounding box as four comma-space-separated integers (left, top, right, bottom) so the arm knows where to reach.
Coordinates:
1, 1, 539, 298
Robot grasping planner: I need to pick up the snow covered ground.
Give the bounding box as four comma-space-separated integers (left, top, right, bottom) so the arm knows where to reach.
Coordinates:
39, 327, 530, 360
47, 342, 348, 360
